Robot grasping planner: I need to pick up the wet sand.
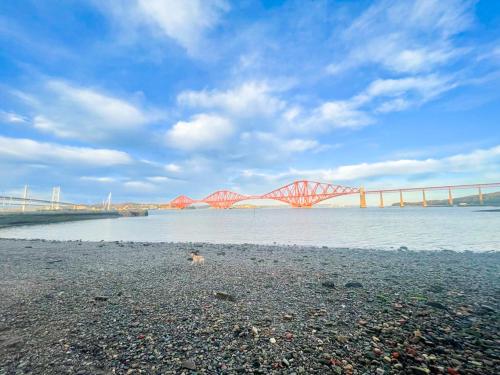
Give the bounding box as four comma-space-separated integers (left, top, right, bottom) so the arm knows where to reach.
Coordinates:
0, 239, 499, 374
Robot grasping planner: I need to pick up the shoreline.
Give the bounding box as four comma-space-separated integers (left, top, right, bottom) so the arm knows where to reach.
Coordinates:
1, 239, 499, 374
0, 237, 498, 254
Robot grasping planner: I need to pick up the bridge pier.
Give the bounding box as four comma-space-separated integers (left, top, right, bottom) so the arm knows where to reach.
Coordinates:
422, 189, 427, 207
379, 192, 384, 208
478, 187, 483, 205
399, 190, 404, 207
359, 187, 367, 208
22, 185, 28, 212
448, 188, 453, 206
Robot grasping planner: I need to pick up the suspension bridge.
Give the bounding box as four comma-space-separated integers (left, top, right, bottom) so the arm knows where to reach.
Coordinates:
170, 180, 500, 209
0, 187, 147, 227
0, 186, 112, 212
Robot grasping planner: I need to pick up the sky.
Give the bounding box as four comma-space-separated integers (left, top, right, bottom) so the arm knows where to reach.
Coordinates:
1, 0, 500, 204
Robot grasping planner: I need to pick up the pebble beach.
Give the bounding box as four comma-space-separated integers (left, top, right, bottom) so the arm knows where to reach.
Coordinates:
0, 239, 499, 374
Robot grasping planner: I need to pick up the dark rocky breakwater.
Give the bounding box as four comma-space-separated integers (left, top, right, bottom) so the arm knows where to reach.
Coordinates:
0, 239, 498, 374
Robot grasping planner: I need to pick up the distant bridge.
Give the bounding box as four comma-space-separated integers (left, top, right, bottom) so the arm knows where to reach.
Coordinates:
0, 186, 112, 212
169, 180, 500, 209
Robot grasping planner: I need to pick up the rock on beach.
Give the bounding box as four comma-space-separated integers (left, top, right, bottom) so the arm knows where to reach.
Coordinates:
0, 239, 498, 374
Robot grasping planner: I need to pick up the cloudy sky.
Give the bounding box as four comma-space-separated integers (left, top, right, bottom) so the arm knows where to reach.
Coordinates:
1, 0, 500, 203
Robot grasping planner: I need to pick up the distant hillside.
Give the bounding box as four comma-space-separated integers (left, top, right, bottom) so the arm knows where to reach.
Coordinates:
391, 191, 500, 207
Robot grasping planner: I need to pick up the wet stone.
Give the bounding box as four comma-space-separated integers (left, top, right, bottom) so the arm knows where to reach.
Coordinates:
479, 305, 495, 314
0, 239, 499, 375
214, 291, 237, 302
181, 359, 196, 370
345, 282, 363, 288
321, 281, 336, 289
0, 335, 23, 349
425, 301, 447, 310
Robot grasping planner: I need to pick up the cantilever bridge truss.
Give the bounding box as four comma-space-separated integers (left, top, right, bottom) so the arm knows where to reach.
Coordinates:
170, 180, 360, 209
169, 180, 500, 209
261, 180, 359, 207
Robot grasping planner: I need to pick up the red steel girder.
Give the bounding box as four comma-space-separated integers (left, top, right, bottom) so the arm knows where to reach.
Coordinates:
366, 182, 500, 194
202, 190, 249, 209
170, 195, 196, 209
261, 180, 359, 207
168, 180, 500, 209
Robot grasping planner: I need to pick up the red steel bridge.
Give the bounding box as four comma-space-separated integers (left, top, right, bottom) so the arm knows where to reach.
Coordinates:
169, 180, 500, 209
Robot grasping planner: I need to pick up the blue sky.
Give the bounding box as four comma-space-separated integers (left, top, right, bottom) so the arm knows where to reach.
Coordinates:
1, 0, 500, 203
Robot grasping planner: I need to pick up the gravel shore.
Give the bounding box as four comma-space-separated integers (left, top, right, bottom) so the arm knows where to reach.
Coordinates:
0, 239, 499, 374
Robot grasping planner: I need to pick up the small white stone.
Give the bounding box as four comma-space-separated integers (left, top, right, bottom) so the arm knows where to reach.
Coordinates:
269, 337, 277, 344
251, 326, 259, 336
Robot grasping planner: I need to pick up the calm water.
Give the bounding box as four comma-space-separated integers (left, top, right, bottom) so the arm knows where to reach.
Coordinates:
0, 207, 498, 251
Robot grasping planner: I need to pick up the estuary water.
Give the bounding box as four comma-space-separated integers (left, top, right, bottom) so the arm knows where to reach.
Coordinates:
0, 207, 498, 251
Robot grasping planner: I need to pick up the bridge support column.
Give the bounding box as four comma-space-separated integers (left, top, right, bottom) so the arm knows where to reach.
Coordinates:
379, 192, 384, 208
478, 187, 483, 205
51, 186, 60, 210
359, 187, 367, 208
399, 190, 404, 207
106, 192, 112, 211
448, 188, 453, 206
422, 189, 427, 207
51, 187, 55, 210
22, 185, 28, 212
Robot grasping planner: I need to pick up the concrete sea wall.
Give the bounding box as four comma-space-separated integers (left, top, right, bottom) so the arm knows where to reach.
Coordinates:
0, 210, 125, 228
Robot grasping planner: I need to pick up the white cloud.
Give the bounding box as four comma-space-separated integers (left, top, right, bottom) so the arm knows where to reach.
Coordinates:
476, 45, 500, 63
315, 101, 374, 128
123, 180, 157, 191
166, 113, 233, 150
362, 75, 455, 102
178, 81, 286, 118
328, 0, 475, 74
240, 145, 500, 182
0, 136, 132, 166
80, 176, 117, 183
100, 0, 229, 55
282, 138, 320, 153
48, 80, 151, 125
299, 74, 456, 131
146, 176, 171, 183
327, 159, 442, 180
33, 115, 74, 138
20, 80, 159, 142
376, 98, 411, 113
360, 75, 456, 113
165, 163, 181, 172
283, 107, 301, 122
0, 110, 27, 124
240, 131, 321, 154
